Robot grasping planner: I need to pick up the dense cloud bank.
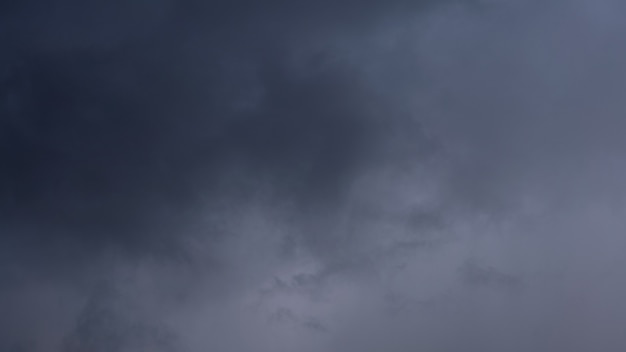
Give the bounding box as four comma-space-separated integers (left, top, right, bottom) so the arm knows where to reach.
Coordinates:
2, 0, 626, 351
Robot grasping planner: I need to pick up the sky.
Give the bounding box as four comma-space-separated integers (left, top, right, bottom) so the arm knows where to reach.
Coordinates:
2, 0, 626, 351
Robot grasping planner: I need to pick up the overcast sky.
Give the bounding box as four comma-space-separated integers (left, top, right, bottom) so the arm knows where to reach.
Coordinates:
2, 0, 626, 351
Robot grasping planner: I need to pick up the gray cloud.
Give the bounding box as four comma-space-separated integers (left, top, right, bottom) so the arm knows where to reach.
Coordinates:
3, 0, 626, 351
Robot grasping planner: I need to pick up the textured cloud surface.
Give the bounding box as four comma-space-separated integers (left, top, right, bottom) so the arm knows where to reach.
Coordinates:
2, 0, 626, 351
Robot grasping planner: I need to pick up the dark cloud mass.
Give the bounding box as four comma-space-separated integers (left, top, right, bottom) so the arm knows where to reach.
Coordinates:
0, 0, 431, 250
2, 0, 626, 351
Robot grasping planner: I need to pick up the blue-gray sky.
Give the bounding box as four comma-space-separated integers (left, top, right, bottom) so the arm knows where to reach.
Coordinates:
2, 0, 626, 351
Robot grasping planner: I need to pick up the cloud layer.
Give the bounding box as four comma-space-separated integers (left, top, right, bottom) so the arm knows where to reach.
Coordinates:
2, 0, 626, 351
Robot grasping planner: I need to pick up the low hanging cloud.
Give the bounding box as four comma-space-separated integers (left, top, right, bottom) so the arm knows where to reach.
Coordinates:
2, 0, 626, 351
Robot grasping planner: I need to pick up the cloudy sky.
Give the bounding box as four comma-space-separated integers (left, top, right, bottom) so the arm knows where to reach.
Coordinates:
2, 0, 626, 351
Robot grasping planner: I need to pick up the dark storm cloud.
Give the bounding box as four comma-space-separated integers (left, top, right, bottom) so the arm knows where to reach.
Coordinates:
0, 1, 440, 350
5, 0, 626, 351
0, 0, 438, 260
